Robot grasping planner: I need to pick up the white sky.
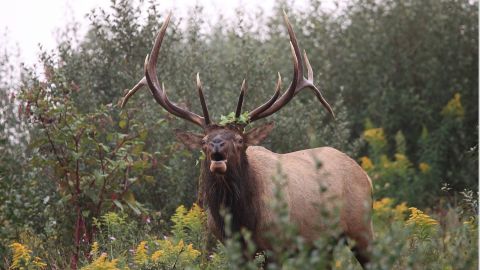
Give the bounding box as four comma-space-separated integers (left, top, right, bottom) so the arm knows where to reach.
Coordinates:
0, 0, 339, 67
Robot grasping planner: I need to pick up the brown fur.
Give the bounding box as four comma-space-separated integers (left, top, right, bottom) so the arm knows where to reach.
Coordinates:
245, 146, 373, 253
201, 149, 261, 241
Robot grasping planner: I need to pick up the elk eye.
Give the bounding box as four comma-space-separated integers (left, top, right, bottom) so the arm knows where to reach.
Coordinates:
238, 138, 243, 144
201, 139, 206, 145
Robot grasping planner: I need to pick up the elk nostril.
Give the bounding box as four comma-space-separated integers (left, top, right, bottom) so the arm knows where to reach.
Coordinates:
211, 152, 225, 161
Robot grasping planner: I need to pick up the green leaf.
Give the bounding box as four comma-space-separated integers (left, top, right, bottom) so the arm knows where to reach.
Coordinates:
124, 190, 136, 204
143, 175, 154, 183
126, 201, 141, 215
82, 210, 90, 218
219, 111, 250, 126
119, 120, 127, 129
113, 200, 124, 211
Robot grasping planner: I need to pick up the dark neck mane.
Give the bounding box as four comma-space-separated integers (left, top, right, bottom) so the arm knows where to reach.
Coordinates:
201, 154, 260, 240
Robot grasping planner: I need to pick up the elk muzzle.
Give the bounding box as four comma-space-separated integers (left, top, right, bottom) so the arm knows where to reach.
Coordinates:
209, 139, 227, 174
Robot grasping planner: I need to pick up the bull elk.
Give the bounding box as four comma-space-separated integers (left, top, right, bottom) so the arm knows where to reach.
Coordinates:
121, 12, 373, 268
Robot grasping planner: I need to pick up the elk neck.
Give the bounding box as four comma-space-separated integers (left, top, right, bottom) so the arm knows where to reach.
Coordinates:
201, 153, 261, 240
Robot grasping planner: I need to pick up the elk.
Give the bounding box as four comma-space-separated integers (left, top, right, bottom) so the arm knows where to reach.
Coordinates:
121, 12, 373, 268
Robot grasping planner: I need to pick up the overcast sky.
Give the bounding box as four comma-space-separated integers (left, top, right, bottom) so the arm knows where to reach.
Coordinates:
0, 0, 339, 67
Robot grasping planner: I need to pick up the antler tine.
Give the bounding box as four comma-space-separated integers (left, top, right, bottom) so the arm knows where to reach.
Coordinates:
120, 77, 147, 108
249, 73, 282, 121
303, 50, 335, 118
250, 10, 335, 121
303, 50, 314, 82
283, 10, 303, 78
235, 79, 247, 118
197, 73, 211, 125
120, 54, 166, 110
253, 14, 302, 119
122, 12, 207, 128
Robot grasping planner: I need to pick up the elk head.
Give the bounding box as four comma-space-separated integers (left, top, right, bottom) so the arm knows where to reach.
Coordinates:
121, 11, 335, 176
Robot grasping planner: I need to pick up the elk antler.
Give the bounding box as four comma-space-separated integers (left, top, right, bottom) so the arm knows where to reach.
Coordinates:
235, 79, 247, 118
247, 11, 335, 122
120, 12, 211, 128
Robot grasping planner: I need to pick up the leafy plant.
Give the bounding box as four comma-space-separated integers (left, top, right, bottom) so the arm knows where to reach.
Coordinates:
218, 112, 250, 126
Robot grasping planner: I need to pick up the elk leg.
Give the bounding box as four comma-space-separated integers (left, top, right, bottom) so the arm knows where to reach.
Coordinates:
348, 233, 372, 269
347, 221, 373, 269
323, 234, 346, 270
324, 245, 335, 270
351, 245, 370, 269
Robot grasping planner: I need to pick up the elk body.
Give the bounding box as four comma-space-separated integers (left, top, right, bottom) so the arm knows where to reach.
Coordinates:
122, 12, 373, 268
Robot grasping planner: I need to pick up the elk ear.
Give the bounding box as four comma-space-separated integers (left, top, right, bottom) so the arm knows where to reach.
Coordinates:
245, 122, 275, 145
175, 130, 204, 150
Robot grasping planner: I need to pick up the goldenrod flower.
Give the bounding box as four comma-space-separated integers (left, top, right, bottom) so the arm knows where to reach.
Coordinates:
184, 203, 207, 226
10, 242, 32, 269
9, 242, 47, 269
184, 243, 201, 260
441, 93, 464, 119
407, 207, 438, 226
364, 128, 386, 142
394, 202, 408, 221
360, 156, 374, 171
81, 253, 119, 270
419, 162, 431, 173
134, 241, 148, 265
394, 153, 407, 162
373, 197, 393, 212
90, 241, 99, 257
151, 250, 164, 262
32, 257, 47, 269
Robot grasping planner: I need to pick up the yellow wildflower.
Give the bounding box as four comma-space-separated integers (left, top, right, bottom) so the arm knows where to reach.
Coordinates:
406, 207, 439, 227
419, 162, 431, 173
177, 239, 185, 250
380, 155, 391, 169
151, 250, 164, 262
81, 253, 119, 270
183, 243, 201, 260
134, 241, 148, 266
9, 242, 47, 269
10, 242, 32, 269
373, 197, 393, 212
151, 238, 201, 266
359, 156, 374, 171
184, 203, 207, 226
394, 202, 409, 221
394, 153, 407, 162
32, 257, 47, 269
406, 207, 439, 240
441, 93, 464, 119
90, 241, 99, 257
364, 128, 385, 142
463, 217, 477, 232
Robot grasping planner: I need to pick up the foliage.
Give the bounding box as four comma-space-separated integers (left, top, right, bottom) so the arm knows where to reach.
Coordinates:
2, 50, 157, 266
171, 204, 207, 250
81, 205, 203, 270
362, 92, 476, 205
12, 198, 477, 269
82, 252, 120, 270
218, 112, 250, 126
